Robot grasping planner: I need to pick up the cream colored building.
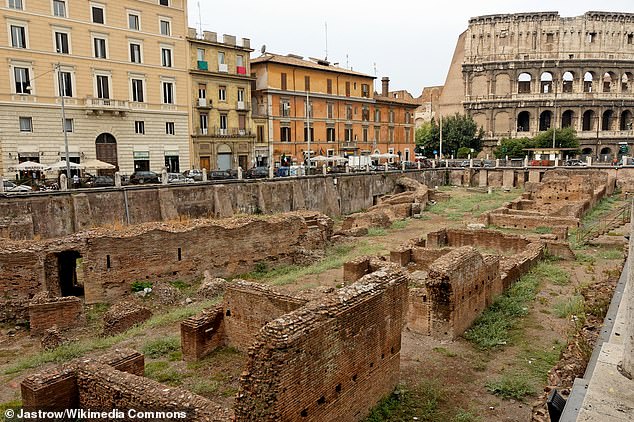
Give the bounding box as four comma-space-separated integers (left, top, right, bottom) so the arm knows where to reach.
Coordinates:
0, 0, 190, 177
188, 29, 257, 171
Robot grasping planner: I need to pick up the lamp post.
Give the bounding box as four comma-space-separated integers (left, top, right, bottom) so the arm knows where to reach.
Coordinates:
56, 62, 71, 187
306, 89, 311, 175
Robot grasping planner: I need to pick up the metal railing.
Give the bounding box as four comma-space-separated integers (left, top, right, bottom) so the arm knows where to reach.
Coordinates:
576, 202, 631, 246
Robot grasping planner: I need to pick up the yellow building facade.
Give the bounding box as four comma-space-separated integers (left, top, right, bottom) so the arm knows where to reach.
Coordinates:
188, 29, 257, 171
0, 0, 190, 176
251, 54, 417, 166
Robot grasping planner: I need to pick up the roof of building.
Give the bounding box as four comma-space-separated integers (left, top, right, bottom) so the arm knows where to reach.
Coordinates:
251, 53, 375, 79
373, 94, 419, 107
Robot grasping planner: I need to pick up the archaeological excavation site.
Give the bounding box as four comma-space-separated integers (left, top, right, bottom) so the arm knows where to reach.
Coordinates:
1, 167, 633, 421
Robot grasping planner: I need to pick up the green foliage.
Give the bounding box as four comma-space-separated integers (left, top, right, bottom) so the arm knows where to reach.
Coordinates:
531, 263, 570, 286
367, 228, 387, 236
169, 280, 190, 290
415, 114, 484, 157
453, 410, 482, 422
190, 380, 220, 395
599, 249, 623, 260
494, 128, 579, 158
533, 226, 552, 234
142, 336, 181, 358
365, 382, 444, 422
131, 281, 153, 292
485, 373, 535, 400
390, 219, 409, 230
554, 296, 585, 320
432, 347, 457, 358
144, 361, 186, 385
457, 147, 471, 159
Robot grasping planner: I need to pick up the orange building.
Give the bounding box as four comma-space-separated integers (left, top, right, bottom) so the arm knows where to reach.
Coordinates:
251, 54, 417, 167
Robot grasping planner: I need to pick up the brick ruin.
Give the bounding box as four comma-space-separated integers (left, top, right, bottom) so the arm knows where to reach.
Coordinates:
482, 170, 615, 230
23, 266, 408, 421
339, 177, 430, 235
0, 212, 332, 324
28, 294, 85, 336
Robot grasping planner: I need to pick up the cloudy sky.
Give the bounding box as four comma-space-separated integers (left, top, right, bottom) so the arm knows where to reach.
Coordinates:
189, 1, 633, 95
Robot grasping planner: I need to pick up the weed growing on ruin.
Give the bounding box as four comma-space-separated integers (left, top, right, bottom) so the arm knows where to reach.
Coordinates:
368, 228, 387, 236
85, 303, 110, 325
428, 190, 520, 219
575, 253, 596, 264
485, 373, 535, 400
517, 340, 563, 389
5, 300, 219, 374
432, 347, 457, 358
581, 195, 620, 226
131, 281, 153, 292
142, 336, 181, 358
452, 409, 482, 422
390, 219, 409, 230
598, 248, 623, 260
169, 280, 190, 290
189, 379, 220, 396
531, 263, 570, 286
553, 295, 585, 321
144, 361, 187, 385
364, 381, 444, 422
533, 226, 552, 234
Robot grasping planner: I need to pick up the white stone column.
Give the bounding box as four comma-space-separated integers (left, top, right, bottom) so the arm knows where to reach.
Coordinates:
587, 156, 593, 167
384, 162, 389, 172
114, 172, 121, 187
202, 168, 208, 182
268, 166, 274, 179
60, 174, 68, 191
161, 169, 168, 185
0, 177, 4, 193
237, 167, 243, 180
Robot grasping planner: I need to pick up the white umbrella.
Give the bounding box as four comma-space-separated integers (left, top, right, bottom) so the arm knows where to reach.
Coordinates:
309, 155, 331, 162
329, 156, 349, 162
82, 159, 115, 170
46, 160, 84, 170
370, 153, 399, 159
9, 161, 46, 171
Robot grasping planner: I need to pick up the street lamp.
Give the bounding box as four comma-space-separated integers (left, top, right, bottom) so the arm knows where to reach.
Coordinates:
56, 62, 71, 187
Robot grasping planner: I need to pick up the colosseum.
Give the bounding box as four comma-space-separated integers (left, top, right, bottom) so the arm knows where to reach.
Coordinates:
438, 11, 634, 160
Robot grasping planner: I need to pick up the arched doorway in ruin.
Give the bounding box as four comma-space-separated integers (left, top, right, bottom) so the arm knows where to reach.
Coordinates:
517, 111, 530, 132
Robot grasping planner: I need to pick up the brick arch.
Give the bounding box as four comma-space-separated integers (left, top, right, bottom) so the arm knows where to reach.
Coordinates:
494, 111, 510, 133
471, 75, 487, 97
494, 73, 511, 95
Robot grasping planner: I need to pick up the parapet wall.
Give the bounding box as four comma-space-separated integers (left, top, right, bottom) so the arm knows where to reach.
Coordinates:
28, 296, 85, 335
234, 268, 409, 421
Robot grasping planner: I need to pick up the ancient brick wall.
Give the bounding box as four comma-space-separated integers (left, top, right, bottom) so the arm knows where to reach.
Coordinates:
0, 250, 42, 303
406, 285, 431, 335
234, 268, 409, 422
28, 296, 85, 335
102, 301, 152, 336
409, 248, 453, 271
223, 282, 307, 352
181, 305, 226, 362
426, 247, 500, 339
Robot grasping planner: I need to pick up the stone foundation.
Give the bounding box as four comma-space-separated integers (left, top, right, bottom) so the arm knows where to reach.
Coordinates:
28, 296, 85, 336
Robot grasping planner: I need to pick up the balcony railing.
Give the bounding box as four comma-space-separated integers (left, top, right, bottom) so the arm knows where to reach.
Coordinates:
237, 101, 250, 110
196, 127, 254, 137
218, 63, 228, 72
84, 98, 130, 113
279, 104, 291, 117
197, 98, 212, 108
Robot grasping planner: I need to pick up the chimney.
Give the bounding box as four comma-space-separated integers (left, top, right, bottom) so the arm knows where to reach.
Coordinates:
381, 77, 390, 97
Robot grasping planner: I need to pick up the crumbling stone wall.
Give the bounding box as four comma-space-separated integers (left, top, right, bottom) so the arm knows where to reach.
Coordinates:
181, 305, 226, 362
102, 301, 152, 336
234, 268, 409, 421
28, 296, 85, 335
426, 247, 500, 339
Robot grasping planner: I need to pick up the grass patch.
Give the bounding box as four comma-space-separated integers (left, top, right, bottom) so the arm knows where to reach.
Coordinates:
169, 280, 190, 290
131, 281, 153, 292
554, 295, 585, 320
519, 340, 563, 386
144, 361, 186, 385
428, 189, 520, 219
142, 336, 180, 358
533, 226, 552, 234
581, 195, 620, 226
598, 249, 623, 260
575, 253, 596, 264
433, 347, 457, 358
364, 381, 444, 422
464, 264, 544, 349
367, 228, 387, 236
390, 219, 409, 230
5, 299, 218, 375
453, 409, 482, 422
85, 303, 110, 325
486, 373, 535, 400
530, 262, 570, 286
189, 379, 220, 396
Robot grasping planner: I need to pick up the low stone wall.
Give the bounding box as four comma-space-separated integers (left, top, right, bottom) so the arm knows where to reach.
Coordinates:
102, 301, 152, 336
28, 296, 85, 335
181, 305, 226, 362
234, 267, 408, 422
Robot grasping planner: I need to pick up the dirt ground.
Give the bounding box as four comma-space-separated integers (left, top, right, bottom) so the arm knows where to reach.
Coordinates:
0, 187, 626, 422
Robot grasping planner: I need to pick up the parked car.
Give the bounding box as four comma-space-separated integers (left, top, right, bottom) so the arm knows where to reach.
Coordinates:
565, 159, 586, 166
129, 171, 160, 184
276, 166, 291, 177
182, 169, 204, 181
209, 170, 231, 180
2, 180, 31, 192
168, 173, 193, 183
90, 175, 114, 187
245, 166, 269, 179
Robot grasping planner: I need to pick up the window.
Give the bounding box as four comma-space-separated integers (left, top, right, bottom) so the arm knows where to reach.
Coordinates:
96, 75, 109, 99
197, 48, 205, 61
58, 71, 72, 96
345, 81, 350, 97
219, 114, 227, 130
237, 55, 244, 67
281, 99, 290, 117
53, 0, 66, 17
363, 127, 368, 142
130, 43, 142, 63
327, 103, 334, 119
8, 0, 23, 10
19, 116, 32, 132
280, 126, 291, 142
161, 47, 172, 67
160, 19, 171, 36
362, 107, 369, 121
587, 32, 597, 43
162, 81, 174, 104
135, 121, 145, 134
128, 13, 140, 30
166, 122, 175, 135
11, 25, 26, 48
236, 88, 245, 103
346, 105, 353, 120
389, 110, 394, 123
14, 67, 30, 94
198, 84, 206, 99
305, 100, 312, 118
389, 128, 394, 142
281, 73, 287, 90
64, 118, 73, 133
94, 37, 106, 58
405, 128, 411, 142
92, 5, 104, 24
374, 109, 381, 122
218, 51, 225, 64
55, 31, 69, 53
199, 113, 208, 134
303, 126, 314, 142
361, 84, 370, 98
304, 75, 310, 91
327, 127, 335, 142
159, 0, 169, 5
218, 86, 226, 101
345, 128, 353, 142
546, 33, 554, 43
629, 34, 634, 45
131, 78, 144, 102
374, 127, 380, 143
327, 79, 332, 94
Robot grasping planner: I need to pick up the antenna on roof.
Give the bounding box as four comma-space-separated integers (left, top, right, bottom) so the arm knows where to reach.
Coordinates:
373, 62, 377, 93
197, 1, 202, 38
324, 21, 328, 60
261, 44, 267, 54
346, 54, 349, 69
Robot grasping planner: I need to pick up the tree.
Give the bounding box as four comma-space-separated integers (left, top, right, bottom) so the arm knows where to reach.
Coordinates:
494, 137, 534, 158
493, 128, 579, 158
415, 113, 484, 157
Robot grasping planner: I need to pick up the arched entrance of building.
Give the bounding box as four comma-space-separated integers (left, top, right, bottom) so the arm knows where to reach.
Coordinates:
517, 111, 531, 132
95, 133, 118, 174
582, 110, 595, 131
539, 111, 553, 131
217, 144, 232, 170
561, 110, 574, 128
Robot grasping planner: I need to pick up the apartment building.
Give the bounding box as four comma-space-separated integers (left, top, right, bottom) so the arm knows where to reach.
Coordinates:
251, 53, 417, 166
0, 0, 190, 176
188, 29, 256, 171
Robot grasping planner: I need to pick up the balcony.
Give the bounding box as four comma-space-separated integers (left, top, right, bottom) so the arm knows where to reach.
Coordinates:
197, 98, 212, 108
237, 101, 249, 111
237, 66, 247, 75
197, 60, 208, 71
84, 97, 129, 114
196, 127, 254, 137
218, 63, 228, 73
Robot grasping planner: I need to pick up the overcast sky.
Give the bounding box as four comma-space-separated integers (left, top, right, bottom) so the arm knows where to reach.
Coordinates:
189, 1, 634, 96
